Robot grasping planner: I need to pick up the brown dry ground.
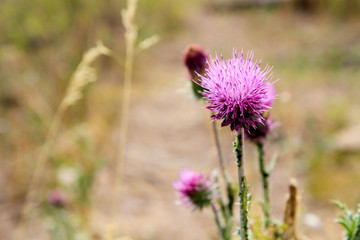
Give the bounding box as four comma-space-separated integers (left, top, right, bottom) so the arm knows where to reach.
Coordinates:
2, 3, 360, 240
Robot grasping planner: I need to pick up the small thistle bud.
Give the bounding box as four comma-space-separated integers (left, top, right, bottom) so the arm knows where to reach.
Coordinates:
173, 169, 214, 210
183, 44, 209, 99
246, 116, 276, 144
183, 44, 209, 79
47, 190, 67, 208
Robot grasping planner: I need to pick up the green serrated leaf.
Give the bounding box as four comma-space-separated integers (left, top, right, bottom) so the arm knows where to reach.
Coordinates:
339, 222, 352, 233
333, 200, 348, 211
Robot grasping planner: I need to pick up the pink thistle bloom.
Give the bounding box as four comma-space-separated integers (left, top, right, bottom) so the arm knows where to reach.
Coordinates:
173, 169, 214, 210
199, 50, 276, 132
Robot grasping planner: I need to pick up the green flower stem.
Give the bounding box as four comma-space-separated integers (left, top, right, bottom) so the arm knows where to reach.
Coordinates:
211, 202, 229, 240
211, 120, 227, 182
256, 142, 271, 228
235, 129, 249, 240
214, 179, 233, 240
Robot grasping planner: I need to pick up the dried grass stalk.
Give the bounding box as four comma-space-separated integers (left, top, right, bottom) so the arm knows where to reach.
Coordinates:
63, 41, 111, 107
111, 0, 138, 214
283, 178, 299, 240
15, 42, 110, 238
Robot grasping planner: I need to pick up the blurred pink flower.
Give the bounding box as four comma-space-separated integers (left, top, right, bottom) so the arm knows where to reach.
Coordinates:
173, 169, 214, 210
47, 190, 67, 208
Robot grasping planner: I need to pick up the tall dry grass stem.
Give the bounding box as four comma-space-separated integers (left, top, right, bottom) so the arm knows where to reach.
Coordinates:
110, 0, 138, 215
14, 42, 110, 240
110, 0, 159, 216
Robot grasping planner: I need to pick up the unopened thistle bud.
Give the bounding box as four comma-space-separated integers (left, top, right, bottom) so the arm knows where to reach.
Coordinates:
173, 169, 214, 210
246, 116, 276, 144
183, 44, 209, 99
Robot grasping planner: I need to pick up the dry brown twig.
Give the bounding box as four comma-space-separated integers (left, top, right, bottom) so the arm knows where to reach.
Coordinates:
283, 178, 300, 240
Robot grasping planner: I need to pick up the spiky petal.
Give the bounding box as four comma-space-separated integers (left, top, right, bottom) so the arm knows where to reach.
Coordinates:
199, 50, 276, 131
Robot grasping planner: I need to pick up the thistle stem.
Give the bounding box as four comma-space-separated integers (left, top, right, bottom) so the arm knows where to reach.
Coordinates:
256, 142, 271, 228
214, 176, 233, 240
211, 120, 227, 181
235, 128, 249, 240
211, 203, 227, 240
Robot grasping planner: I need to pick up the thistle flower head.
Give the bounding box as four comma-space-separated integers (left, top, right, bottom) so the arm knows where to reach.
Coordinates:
199, 50, 276, 131
173, 169, 214, 210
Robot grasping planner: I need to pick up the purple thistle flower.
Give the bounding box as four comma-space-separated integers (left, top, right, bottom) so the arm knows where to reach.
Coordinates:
173, 169, 214, 210
199, 49, 276, 132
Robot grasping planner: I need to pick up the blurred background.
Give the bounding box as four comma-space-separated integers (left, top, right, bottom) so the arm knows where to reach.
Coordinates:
1, 0, 360, 239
